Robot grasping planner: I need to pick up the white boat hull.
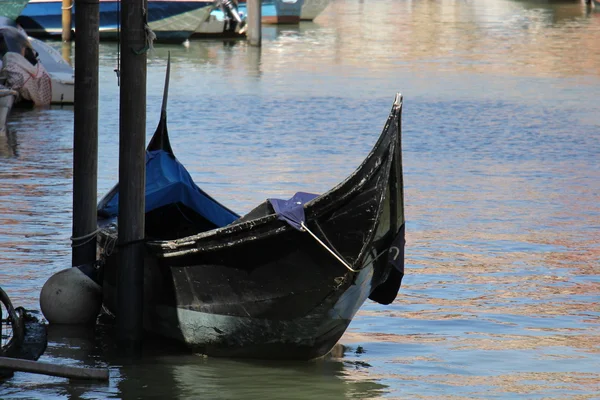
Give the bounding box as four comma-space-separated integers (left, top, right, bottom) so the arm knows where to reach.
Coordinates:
48, 71, 74, 104
300, 0, 330, 21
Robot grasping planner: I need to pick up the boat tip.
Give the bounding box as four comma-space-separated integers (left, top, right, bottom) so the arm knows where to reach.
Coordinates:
394, 93, 403, 106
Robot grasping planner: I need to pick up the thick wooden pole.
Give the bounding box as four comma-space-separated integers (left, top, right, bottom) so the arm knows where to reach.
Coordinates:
117, 0, 147, 356
61, 42, 72, 65
61, 0, 72, 42
247, 0, 262, 47
72, 0, 99, 267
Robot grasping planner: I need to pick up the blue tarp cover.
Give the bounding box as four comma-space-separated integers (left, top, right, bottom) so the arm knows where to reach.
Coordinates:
98, 150, 239, 228
268, 192, 319, 230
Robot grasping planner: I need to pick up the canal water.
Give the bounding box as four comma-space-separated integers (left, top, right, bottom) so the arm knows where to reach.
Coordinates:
1, 0, 599, 398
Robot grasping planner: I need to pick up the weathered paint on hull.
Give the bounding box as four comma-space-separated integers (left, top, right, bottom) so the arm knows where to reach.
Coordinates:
102, 255, 377, 359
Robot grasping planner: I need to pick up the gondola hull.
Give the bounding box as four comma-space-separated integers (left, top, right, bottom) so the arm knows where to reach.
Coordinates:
100, 191, 404, 358
96, 63, 405, 359
100, 248, 391, 359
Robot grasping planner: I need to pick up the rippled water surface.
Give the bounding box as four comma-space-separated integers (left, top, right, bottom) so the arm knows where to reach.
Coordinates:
1, 0, 599, 398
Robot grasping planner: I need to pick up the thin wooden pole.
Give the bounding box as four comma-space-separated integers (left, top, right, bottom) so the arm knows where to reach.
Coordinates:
0, 356, 109, 381
72, 0, 99, 267
61, 42, 72, 65
117, 0, 148, 356
247, 0, 262, 47
61, 0, 72, 42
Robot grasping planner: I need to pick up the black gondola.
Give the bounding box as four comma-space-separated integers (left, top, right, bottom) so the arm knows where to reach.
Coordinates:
96, 58, 405, 360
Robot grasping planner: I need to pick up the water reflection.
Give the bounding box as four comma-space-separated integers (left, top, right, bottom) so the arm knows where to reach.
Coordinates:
312, 0, 600, 77
1, 0, 599, 398
0, 129, 17, 158
25, 331, 387, 400
118, 350, 387, 400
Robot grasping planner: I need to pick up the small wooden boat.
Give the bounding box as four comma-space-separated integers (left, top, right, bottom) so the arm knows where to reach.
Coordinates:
18, 0, 213, 43
96, 58, 405, 360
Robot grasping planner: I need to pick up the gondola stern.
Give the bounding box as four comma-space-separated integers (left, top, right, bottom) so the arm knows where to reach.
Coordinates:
366, 92, 405, 305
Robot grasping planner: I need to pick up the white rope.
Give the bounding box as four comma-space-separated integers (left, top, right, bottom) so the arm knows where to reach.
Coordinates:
103, 234, 117, 257
300, 221, 359, 273
143, 7, 156, 53
70, 228, 101, 248
144, 24, 156, 52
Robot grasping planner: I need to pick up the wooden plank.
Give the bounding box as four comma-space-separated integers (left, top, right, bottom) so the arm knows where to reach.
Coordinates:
0, 356, 109, 381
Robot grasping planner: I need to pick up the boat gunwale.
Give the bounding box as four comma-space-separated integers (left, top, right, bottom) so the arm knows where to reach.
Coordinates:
98, 95, 403, 259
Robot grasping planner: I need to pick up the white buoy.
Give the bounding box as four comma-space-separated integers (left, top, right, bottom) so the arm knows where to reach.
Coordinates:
40, 267, 102, 325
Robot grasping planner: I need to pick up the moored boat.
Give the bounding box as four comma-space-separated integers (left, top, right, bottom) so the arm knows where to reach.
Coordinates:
260, 0, 303, 24
0, 17, 73, 105
17, 0, 213, 43
193, 0, 246, 38
300, 0, 330, 21
96, 59, 405, 360
28, 36, 73, 104
0, 0, 30, 21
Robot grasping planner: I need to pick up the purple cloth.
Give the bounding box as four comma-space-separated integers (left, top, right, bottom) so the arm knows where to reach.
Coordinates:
268, 192, 319, 230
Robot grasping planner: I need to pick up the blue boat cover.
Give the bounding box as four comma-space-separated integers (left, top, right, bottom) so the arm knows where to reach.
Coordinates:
98, 150, 240, 228
268, 192, 319, 231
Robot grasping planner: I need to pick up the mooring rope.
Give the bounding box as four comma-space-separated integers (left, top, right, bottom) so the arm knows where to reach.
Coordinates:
70, 228, 101, 248
132, 7, 156, 55
103, 234, 117, 257
143, 23, 157, 53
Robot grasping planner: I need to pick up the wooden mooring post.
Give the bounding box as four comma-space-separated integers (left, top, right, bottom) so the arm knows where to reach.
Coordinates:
72, 0, 99, 267
247, 0, 262, 47
117, 0, 148, 356
61, 0, 72, 42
